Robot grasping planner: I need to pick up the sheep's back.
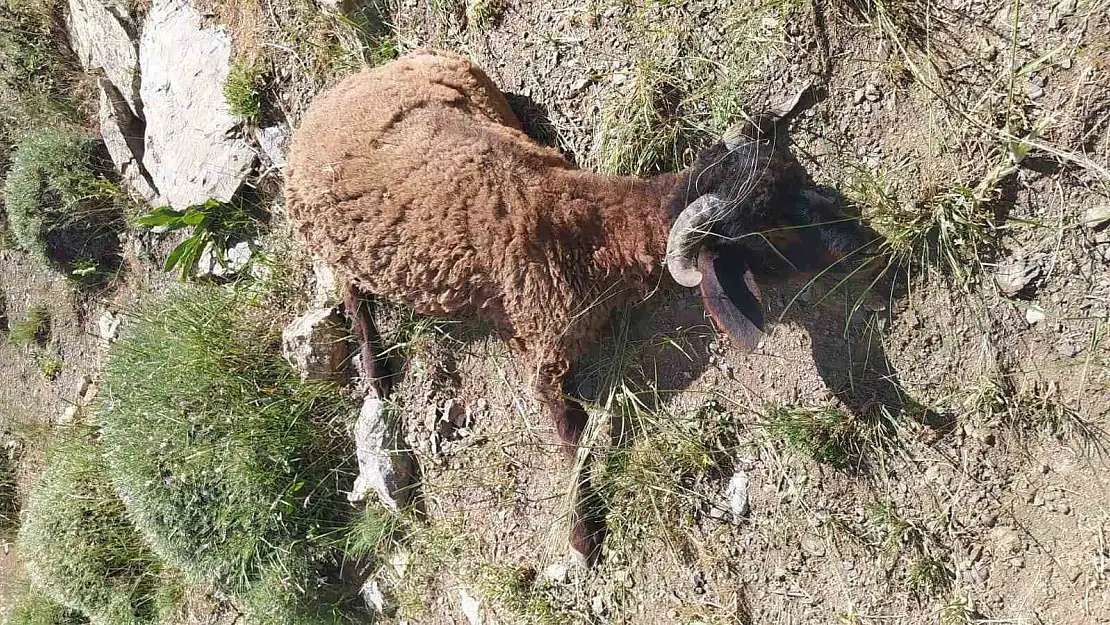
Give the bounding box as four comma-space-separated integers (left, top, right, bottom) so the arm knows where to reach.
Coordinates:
285, 50, 572, 319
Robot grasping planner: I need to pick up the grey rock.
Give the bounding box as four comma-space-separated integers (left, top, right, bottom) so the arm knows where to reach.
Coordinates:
98, 311, 121, 345
994, 258, 1040, 296
98, 79, 158, 201
256, 125, 290, 169
349, 396, 416, 511
1057, 341, 1080, 358
443, 398, 466, 427
543, 563, 569, 584
194, 240, 253, 279
989, 526, 1022, 555
311, 259, 340, 307
281, 308, 350, 382
1081, 204, 1110, 230
362, 579, 386, 614
458, 588, 483, 625
67, 0, 142, 117
725, 470, 751, 518
140, 0, 255, 209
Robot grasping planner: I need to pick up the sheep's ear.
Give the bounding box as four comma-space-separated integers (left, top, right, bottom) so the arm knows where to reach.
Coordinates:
697, 248, 764, 351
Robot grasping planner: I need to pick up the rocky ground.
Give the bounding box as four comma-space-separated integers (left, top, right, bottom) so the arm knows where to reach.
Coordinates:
2, 0, 1110, 623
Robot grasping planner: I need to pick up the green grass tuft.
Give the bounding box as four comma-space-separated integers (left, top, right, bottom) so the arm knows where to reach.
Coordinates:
0, 444, 18, 537
0, 0, 84, 139
9, 305, 51, 346
763, 404, 861, 467
471, 564, 571, 625
95, 284, 368, 623
2, 585, 89, 625
17, 427, 178, 625
464, 0, 503, 30
223, 61, 264, 123
906, 554, 952, 597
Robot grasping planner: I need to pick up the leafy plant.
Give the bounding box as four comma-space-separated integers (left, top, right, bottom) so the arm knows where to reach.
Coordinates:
37, 353, 62, 380
137, 200, 253, 280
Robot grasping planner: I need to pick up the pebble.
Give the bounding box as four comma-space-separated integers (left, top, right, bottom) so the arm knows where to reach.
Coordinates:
1026, 306, 1046, 324
543, 563, 569, 584
994, 257, 1040, 296
1056, 341, 1081, 358
990, 526, 1022, 555
1082, 205, 1110, 230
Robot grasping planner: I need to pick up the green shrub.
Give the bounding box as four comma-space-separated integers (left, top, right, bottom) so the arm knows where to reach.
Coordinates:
0, 445, 17, 536
2, 586, 89, 625
96, 285, 367, 623
2, 127, 123, 272
17, 428, 177, 625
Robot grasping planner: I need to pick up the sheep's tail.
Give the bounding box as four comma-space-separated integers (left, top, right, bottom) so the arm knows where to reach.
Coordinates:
345, 284, 393, 400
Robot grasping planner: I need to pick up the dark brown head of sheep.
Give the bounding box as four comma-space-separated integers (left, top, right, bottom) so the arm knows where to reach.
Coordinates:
664, 103, 880, 352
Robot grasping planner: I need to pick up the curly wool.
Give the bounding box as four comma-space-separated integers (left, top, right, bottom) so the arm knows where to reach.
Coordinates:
285, 50, 680, 393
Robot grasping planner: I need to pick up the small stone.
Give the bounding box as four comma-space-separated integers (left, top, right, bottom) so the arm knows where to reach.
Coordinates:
543, 563, 569, 584
801, 535, 826, 557
362, 578, 387, 614
995, 258, 1040, 296
610, 73, 627, 85
390, 551, 409, 577
725, 471, 751, 519
990, 526, 1022, 555
853, 87, 866, 105
1026, 306, 1046, 325
443, 398, 466, 427
1058, 502, 1071, 515
98, 311, 121, 343
864, 82, 881, 102
76, 375, 93, 402
60, 404, 79, 423
256, 125, 290, 169
1081, 205, 1110, 230
349, 396, 416, 511
570, 77, 591, 92
1027, 81, 1044, 100
458, 588, 482, 625
281, 308, 350, 382
591, 594, 606, 615
1057, 342, 1080, 358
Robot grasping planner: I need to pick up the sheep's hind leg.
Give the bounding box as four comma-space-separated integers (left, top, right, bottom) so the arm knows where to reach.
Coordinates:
345, 284, 393, 400
532, 357, 607, 565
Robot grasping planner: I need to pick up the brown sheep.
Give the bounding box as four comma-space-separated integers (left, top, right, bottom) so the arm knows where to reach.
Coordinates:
285, 49, 879, 561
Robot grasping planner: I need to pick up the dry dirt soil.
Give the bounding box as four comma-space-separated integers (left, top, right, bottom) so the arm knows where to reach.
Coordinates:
3, 0, 1110, 624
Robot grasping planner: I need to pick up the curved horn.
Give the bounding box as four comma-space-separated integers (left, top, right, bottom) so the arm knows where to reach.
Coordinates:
666, 194, 724, 287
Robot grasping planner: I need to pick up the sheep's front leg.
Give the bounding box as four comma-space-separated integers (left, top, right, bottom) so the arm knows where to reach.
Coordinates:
345, 284, 393, 399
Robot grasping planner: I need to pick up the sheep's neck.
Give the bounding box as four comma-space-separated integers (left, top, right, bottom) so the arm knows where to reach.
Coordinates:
550, 170, 677, 284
